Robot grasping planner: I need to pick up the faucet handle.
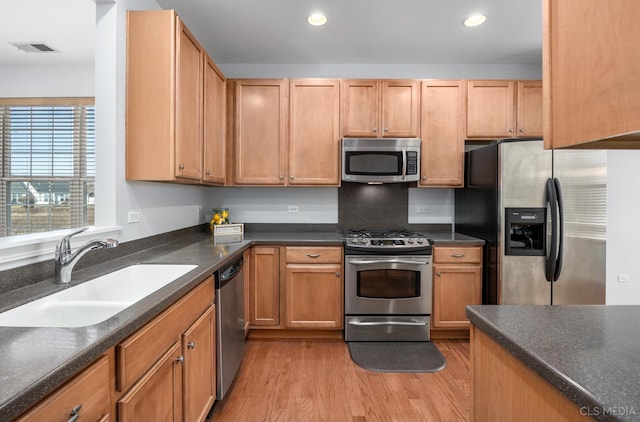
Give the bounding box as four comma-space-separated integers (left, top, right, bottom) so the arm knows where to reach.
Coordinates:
56, 227, 89, 257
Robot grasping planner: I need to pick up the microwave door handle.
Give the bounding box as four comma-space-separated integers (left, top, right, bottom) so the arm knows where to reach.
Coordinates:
402, 148, 407, 180
348, 259, 429, 265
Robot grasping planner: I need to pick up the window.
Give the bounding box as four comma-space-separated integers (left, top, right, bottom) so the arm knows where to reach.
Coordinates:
0, 98, 95, 237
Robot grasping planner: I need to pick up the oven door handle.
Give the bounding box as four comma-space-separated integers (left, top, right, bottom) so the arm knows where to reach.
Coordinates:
348, 259, 429, 265
347, 320, 428, 327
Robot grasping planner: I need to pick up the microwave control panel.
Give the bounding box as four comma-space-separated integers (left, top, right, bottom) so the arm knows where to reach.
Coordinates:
406, 151, 418, 175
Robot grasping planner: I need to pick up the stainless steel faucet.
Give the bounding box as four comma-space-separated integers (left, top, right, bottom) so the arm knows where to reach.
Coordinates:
54, 227, 119, 284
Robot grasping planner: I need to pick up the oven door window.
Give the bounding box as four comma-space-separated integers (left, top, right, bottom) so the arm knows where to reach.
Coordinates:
357, 269, 420, 299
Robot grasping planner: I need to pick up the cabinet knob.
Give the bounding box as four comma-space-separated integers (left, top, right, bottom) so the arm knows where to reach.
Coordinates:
175, 355, 184, 364
422, 176, 427, 180
372, 128, 377, 133
436, 272, 441, 277
205, 171, 211, 176
290, 176, 294, 180
384, 128, 389, 132
179, 164, 185, 170
188, 341, 196, 349
336, 272, 341, 277
279, 176, 284, 180
67, 404, 82, 422
508, 128, 514, 133
519, 128, 525, 133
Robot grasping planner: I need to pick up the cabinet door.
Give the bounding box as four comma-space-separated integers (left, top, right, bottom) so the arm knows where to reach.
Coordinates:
234, 80, 287, 185
432, 264, 482, 329
342, 80, 379, 137
175, 18, 203, 180
289, 79, 341, 186
516, 80, 543, 138
250, 247, 281, 326
544, 0, 640, 148
381, 80, 420, 138
182, 306, 215, 422
203, 55, 226, 185
420, 80, 466, 187
285, 264, 343, 329
17, 355, 110, 422
467, 80, 516, 138
118, 342, 183, 422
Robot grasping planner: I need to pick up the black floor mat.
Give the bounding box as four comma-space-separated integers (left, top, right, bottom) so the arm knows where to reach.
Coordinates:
347, 341, 446, 373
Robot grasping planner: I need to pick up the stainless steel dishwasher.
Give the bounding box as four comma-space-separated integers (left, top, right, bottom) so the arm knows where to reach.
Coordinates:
215, 256, 245, 400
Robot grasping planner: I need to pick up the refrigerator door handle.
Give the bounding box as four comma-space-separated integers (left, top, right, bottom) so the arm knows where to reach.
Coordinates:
553, 177, 564, 281
545, 178, 558, 282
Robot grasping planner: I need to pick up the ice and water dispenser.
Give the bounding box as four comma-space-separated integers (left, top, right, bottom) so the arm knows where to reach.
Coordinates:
505, 208, 546, 256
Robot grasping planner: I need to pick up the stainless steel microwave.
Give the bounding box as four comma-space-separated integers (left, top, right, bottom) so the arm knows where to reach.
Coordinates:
341, 138, 421, 183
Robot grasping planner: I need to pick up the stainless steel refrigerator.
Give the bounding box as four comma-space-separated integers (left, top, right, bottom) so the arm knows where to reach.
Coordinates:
455, 139, 606, 305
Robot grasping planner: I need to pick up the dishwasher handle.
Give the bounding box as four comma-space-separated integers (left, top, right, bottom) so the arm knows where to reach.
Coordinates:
216, 257, 244, 289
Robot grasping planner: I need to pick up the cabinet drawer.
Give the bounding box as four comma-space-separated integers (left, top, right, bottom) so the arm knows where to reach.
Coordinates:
434, 246, 482, 264
17, 355, 110, 422
116, 277, 214, 391
285, 247, 342, 264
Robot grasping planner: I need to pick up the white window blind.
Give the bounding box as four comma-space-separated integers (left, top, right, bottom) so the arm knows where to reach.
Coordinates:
0, 98, 95, 237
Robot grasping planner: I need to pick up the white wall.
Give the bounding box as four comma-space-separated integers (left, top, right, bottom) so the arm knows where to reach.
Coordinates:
0, 64, 94, 97
606, 150, 640, 304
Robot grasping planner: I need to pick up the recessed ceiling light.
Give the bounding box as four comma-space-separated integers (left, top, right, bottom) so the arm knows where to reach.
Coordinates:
307, 13, 328, 26
464, 14, 487, 27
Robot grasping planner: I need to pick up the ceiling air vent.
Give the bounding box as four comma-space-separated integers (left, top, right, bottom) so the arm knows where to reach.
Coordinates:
9, 42, 58, 53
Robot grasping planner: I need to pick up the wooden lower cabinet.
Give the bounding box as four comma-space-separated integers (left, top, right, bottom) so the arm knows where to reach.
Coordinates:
250, 246, 344, 333
17, 355, 111, 422
116, 278, 216, 422
432, 246, 482, 330
285, 263, 343, 329
118, 342, 183, 422
182, 306, 216, 422
250, 246, 281, 327
471, 327, 590, 421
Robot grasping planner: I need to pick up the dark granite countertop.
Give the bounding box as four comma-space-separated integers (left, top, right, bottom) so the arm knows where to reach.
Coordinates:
427, 231, 484, 246
466, 305, 640, 422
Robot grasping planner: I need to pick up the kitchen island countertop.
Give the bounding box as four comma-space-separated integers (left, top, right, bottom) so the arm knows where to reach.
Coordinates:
466, 305, 640, 421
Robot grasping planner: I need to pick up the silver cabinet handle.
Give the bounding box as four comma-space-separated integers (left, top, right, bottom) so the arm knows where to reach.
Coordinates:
187, 341, 196, 349
450, 253, 465, 258
67, 404, 82, 422
306, 254, 321, 258
175, 355, 184, 363
349, 259, 428, 265
348, 320, 427, 327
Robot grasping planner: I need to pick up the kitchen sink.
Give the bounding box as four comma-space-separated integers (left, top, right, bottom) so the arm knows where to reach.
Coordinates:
0, 264, 197, 328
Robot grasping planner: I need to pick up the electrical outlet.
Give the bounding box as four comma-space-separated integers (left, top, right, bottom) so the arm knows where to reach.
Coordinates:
127, 211, 140, 223
288, 205, 300, 213
417, 205, 430, 214
617, 274, 630, 283
196, 205, 203, 220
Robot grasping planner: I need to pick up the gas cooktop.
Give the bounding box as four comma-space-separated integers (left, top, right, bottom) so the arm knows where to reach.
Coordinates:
339, 229, 432, 252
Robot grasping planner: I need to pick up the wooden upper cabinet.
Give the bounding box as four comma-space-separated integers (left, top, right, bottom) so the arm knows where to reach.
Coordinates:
288, 79, 341, 186
232, 79, 287, 185
516, 80, 543, 138
467, 80, 516, 138
543, 0, 640, 149
467, 80, 542, 139
342, 79, 420, 138
175, 19, 204, 180
419, 80, 466, 187
202, 55, 226, 185
126, 10, 225, 184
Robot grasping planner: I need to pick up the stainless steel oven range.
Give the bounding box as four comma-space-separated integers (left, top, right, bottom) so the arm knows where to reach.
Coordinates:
340, 230, 433, 342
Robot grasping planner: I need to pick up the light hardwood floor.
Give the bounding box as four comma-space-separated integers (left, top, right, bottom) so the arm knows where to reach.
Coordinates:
211, 339, 470, 422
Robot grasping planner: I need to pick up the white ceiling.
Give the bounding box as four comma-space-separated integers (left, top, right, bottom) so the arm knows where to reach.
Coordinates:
0, 0, 542, 67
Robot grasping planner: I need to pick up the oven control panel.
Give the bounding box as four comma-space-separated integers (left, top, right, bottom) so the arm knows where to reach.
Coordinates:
346, 237, 430, 247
